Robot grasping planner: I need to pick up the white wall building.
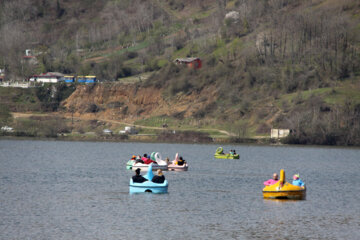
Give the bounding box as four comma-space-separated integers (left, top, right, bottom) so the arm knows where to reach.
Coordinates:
32, 72, 64, 83
271, 129, 290, 139
119, 126, 138, 134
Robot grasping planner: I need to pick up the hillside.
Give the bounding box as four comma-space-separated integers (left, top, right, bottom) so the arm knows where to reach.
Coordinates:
1, 0, 360, 145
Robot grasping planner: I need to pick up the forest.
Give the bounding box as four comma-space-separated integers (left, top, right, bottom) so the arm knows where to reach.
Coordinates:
0, 0, 359, 145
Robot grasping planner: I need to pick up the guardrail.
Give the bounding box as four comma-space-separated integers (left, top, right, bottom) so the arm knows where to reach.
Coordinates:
0, 82, 35, 88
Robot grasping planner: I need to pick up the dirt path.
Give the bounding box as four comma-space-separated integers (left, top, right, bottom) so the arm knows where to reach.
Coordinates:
12, 112, 51, 118
11, 112, 233, 136
265, 104, 283, 125
72, 116, 234, 136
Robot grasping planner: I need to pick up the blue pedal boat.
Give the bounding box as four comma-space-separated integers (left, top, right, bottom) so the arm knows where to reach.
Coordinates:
129, 163, 168, 194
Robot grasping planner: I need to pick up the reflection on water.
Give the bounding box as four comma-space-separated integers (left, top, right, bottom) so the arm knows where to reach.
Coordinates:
263, 198, 306, 203
0, 140, 359, 239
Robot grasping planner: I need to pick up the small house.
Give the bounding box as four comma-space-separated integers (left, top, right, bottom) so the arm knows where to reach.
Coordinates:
271, 129, 291, 139
119, 126, 138, 135
22, 49, 38, 65
174, 57, 202, 69
25, 49, 32, 56
32, 72, 64, 83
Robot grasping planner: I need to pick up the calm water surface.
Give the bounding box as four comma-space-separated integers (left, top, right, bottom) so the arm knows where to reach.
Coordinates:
0, 140, 359, 239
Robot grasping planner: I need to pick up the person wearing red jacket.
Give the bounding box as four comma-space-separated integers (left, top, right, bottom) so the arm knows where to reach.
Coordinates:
141, 154, 156, 165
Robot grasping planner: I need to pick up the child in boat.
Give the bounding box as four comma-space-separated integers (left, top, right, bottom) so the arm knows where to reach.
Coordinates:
152, 169, 165, 183
132, 168, 147, 183
263, 173, 279, 186
292, 174, 305, 187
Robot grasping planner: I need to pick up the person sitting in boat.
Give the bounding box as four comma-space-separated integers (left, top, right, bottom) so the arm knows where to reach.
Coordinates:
131, 155, 136, 160
132, 168, 147, 183
165, 157, 170, 165
177, 156, 186, 166
144, 158, 156, 164
135, 155, 144, 163
143, 157, 157, 165
152, 169, 165, 183
292, 174, 305, 187
139, 154, 155, 164
263, 173, 279, 186
141, 153, 149, 162
233, 150, 237, 155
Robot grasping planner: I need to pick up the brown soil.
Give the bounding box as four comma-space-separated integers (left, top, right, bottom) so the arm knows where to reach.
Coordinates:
61, 83, 218, 123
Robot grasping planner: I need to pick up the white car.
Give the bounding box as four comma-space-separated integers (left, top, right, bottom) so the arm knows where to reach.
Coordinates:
103, 129, 113, 134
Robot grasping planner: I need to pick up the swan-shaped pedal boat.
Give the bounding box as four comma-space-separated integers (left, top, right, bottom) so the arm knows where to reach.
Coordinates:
214, 147, 240, 159
131, 152, 168, 172
126, 160, 134, 170
126, 156, 136, 170
129, 163, 168, 193
168, 153, 188, 171
262, 169, 306, 200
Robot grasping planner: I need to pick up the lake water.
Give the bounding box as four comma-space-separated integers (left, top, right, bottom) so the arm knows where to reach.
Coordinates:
0, 140, 359, 239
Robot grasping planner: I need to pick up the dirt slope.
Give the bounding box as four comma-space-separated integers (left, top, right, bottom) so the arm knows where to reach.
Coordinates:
61, 83, 217, 122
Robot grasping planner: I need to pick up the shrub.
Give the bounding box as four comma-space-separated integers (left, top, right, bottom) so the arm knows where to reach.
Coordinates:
86, 104, 100, 113
0, 104, 12, 126
157, 130, 212, 143
126, 51, 138, 59
35, 83, 75, 112
256, 123, 270, 134
145, 59, 161, 72
173, 37, 185, 50
172, 111, 185, 120
13, 116, 70, 138
107, 102, 124, 108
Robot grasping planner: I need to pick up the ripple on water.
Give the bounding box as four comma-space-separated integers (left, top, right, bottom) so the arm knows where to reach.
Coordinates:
0, 140, 359, 239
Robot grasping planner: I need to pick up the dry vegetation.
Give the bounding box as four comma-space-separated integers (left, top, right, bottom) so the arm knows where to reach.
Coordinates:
1, 0, 360, 145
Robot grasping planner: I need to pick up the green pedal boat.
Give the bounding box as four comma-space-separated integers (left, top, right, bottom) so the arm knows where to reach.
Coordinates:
214, 147, 240, 159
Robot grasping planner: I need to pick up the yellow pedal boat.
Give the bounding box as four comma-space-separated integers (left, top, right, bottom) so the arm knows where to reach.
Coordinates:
262, 169, 306, 200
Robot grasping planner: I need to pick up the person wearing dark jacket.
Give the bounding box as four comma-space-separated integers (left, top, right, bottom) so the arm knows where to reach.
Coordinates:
152, 169, 165, 183
132, 168, 147, 183
135, 155, 144, 163
177, 156, 186, 166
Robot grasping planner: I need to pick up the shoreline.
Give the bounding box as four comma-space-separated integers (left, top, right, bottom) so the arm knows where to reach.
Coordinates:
1, 135, 359, 149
